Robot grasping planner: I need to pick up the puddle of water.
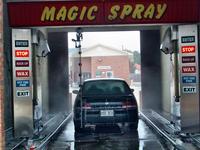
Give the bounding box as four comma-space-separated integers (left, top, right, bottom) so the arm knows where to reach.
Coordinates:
48, 120, 165, 150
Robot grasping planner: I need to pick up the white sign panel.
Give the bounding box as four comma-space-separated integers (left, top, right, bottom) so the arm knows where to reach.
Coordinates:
178, 24, 199, 132
12, 29, 33, 137
182, 86, 196, 94
97, 66, 112, 70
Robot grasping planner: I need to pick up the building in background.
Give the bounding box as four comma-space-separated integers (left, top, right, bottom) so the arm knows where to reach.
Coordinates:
70, 44, 138, 85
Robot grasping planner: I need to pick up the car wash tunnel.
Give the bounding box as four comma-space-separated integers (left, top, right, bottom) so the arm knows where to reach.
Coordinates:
0, 0, 200, 150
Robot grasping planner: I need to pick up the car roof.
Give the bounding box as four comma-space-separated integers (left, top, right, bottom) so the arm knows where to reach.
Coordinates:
84, 78, 126, 82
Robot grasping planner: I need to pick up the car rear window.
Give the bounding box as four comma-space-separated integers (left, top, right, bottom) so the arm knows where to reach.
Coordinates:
82, 80, 132, 95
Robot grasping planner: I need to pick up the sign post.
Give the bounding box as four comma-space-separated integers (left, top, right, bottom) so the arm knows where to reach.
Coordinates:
179, 25, 199, 132
12, 29, 33, 137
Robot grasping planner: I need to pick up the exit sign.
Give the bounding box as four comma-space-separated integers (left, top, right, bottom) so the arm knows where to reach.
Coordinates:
182, 86, 196, 94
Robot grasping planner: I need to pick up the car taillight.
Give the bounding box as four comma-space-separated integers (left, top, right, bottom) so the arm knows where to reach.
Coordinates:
82, 102, 91, 110
122, 100, 136, 108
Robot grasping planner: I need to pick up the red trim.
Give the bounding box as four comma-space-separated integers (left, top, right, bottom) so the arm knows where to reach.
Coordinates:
7, 0, 200, 27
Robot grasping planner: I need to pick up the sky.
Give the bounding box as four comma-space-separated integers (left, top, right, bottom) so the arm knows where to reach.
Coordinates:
68, 31, 140, 52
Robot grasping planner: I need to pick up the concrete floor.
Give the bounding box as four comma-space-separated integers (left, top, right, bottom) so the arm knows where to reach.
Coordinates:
47, 119, 167, 150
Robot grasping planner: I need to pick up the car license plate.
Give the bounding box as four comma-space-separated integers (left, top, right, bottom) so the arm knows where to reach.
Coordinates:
100, 110, 114, 117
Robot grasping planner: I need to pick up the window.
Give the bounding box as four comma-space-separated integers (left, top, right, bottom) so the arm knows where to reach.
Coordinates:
82, 80, 131, 96
106, 71, 113, 78
96, 70, 102, 78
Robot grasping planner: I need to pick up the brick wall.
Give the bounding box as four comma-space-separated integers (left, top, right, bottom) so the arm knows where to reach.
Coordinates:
72, 55, 130, 84
91, 56, 130, 84
82, 57, 91, 72
0, 0, 4, 148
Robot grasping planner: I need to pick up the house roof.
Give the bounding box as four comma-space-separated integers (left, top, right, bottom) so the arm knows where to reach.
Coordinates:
71, 44, 131, 57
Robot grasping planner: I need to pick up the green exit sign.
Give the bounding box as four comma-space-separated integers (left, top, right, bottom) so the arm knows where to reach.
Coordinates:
181, 36, 195, 43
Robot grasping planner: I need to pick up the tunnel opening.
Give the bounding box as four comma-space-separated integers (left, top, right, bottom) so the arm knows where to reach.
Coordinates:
68, 31, 141, 108
8, 25, 200, 140
31, 27, 164, 138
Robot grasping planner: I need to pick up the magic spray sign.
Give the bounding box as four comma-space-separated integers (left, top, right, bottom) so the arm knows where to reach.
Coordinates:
7, 0, 200, 27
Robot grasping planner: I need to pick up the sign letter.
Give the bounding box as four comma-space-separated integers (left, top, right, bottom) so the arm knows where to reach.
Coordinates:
79, 6, 87, 21
56, 6, 67, 21
68, 6, 78, 21
120, 5, 132, 19
87, 6, 98, 21
144, 3, 155, 19
41, 6, 56, 21
108, 5, 120, 21
156, 4, 167, 19
132, 4, 145, 19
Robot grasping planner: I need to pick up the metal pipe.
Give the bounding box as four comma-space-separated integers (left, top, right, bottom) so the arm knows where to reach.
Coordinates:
32, 44, 38, 106
11, 138, 27, 150
172, 40, 180, 102
36, 113, 72, 150
78, 37, 83, 128
140, 112, 185, 150
189, 135, 200, 149
171, 26, 180, 102
76, 28, 83, 128
72, 28, 83, 128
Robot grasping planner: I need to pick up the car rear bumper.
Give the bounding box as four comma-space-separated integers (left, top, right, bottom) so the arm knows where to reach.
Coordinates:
74, 108, 138, 125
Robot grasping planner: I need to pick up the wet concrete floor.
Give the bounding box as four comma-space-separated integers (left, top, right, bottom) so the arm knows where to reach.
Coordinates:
48, 119, 168, 150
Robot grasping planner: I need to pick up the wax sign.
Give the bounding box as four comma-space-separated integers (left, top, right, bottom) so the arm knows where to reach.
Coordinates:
182, 66, 196, 73
7, 0, 200, 27
16, 70, 30, 77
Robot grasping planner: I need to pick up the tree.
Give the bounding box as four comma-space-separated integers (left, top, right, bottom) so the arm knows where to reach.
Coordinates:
130, 51, 141, 74
133, 51, 141, 64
